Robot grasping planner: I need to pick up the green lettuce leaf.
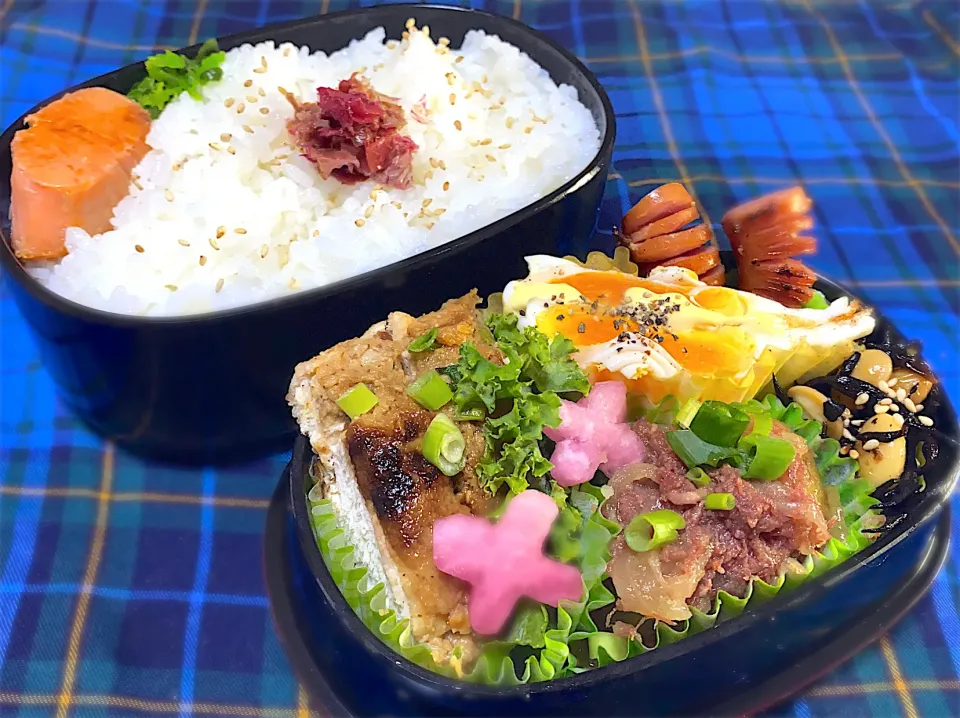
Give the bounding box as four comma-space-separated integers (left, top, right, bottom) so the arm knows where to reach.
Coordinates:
448, 314, 589, 495
630, 394, 681, 424
486, 314, 591, 395
449, 343, 524, 417
477, 394, 559, 495
502, 604, 549, 648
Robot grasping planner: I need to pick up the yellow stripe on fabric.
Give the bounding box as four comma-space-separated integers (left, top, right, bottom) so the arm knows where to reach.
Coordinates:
880, 635, 919, 718
585, 47, 938, 66
513, 0, 522, 21
0, 485, 270, 509
8, 23, 942, 70
0, 0, 19, 31
0, 693, 307, 716
6, 23, 176, 52
0, 0, 16, 22
922, 9, 960, 58
56, 443, 115, 718
321, 0, 330, 15
296, 688, 312, 718
619, 174, 960, 190
8, 25, 948, 73
798, 0, 960, 258
809, 680, 960, 697
187, 0, 209, 46
627, 0, 716, 245
6, 682, 960, 711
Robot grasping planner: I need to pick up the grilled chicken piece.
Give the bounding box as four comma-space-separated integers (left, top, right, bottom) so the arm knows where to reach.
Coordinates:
288, 291, 498, 664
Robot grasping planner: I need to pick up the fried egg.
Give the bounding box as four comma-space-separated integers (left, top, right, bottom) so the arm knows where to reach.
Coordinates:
502, 256, 876, 405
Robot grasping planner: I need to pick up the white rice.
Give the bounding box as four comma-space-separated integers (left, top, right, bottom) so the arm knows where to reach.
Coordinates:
29, 25, 600, 316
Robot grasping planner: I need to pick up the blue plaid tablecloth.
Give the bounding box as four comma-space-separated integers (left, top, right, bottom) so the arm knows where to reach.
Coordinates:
0, 1, 958, 716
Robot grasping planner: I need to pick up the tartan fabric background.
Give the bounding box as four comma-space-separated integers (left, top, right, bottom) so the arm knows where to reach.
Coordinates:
0, 0, 958, 715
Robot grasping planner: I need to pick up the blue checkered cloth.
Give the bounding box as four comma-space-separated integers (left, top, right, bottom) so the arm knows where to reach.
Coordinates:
1, 1, 958, 716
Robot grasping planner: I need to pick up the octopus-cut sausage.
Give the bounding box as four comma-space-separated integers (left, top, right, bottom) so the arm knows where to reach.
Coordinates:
618, 183, 722, 285
721, 187, 817, 307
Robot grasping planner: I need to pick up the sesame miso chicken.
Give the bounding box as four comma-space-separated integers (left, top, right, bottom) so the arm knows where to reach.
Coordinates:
288, 292, 499, 664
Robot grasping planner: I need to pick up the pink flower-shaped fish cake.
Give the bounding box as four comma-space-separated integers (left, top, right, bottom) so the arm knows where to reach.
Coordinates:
432, 490, 583, 635
544, 381, 645, 487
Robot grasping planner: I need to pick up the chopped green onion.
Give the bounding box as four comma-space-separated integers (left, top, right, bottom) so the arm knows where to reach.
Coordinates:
422, 413, 466, 476
802, 290, 829, 310
406, 370, 454, 410
689, 400, 750, 447
685, 467, 711, 488
625, 509, 686, 552
746, 412, 773, 437
739, 434, 796, 481
336, 383, 378, 420
666, 429, 740, 469
676, 398, 702, 428
407, 328, 439, 353
704, 492, 736, 510
734, 399, 766, 416
454, 406, 485, 422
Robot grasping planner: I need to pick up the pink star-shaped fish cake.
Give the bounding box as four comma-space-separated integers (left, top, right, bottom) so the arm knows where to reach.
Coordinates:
432, 490, 583, 635
544, 381, 646, 487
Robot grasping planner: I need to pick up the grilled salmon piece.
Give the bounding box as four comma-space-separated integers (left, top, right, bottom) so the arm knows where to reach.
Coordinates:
10, 87, 151, 261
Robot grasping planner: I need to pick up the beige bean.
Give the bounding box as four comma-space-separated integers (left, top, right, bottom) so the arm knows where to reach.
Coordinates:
854, 413, 906, 487
889, 367, 933, 403
850, 349, 893, 388
787, 385, 843, 439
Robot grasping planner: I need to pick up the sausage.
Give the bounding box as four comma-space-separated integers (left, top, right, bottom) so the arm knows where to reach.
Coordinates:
628, 225, 712, 264
638, 243, 722, 279
622, 183, 695, 236
10, 87, 152, 261
720, 186, 818, 307
617, 183, 721, 285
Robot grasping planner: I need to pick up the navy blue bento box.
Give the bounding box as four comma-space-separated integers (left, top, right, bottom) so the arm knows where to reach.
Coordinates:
266, 262, 958, 717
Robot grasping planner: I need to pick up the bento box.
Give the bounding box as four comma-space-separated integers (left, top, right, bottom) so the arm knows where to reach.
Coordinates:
0, 4, 615, 462
272, 232, 958, 715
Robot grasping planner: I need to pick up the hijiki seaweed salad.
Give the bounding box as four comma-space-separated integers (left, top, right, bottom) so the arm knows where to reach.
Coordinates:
287, 185, 946, 684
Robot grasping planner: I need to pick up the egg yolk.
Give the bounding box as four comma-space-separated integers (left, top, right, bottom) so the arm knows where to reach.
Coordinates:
535, 304, 637, 347
659, 328, 754, 377
690, 287, 746, 317
534, 272, 757, 382
552, 270, 707, 306
550, 272, 645, 304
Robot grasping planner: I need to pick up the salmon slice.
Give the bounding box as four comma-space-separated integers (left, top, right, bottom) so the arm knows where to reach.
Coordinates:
10, 87, 151, 261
